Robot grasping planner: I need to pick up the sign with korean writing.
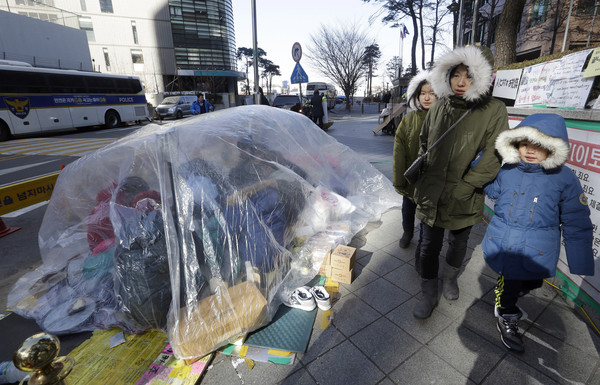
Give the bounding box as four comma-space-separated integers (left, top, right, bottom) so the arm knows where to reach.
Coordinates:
547, 49, 594, 108
0, 173, 59, 216
514, 61, 557, 106
493, 69, 523, 100
560, 125, 600, 307
514, 49, 593, 108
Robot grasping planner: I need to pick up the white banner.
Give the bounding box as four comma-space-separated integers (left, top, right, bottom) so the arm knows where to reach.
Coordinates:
493, 69, 523, 100
514, 49, 594, 109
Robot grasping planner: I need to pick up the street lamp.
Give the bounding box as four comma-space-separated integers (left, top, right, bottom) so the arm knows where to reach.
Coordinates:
447, 0, 459, 48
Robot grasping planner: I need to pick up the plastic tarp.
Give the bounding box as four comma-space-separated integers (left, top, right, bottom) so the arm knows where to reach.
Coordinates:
8, 106, 401, 359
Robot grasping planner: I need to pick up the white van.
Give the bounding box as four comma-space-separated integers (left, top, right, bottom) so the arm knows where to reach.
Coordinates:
156, 95, 197, 119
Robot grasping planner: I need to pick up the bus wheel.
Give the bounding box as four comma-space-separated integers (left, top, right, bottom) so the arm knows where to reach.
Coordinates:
176, 110, 183, 119
105, 110, 121, 129
0, 121, 10, 141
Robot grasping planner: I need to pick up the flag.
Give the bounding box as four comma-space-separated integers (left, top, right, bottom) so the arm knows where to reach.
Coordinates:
399, 24, 409, 39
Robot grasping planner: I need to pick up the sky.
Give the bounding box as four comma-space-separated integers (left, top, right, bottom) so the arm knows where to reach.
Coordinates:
230, 0, 454, 95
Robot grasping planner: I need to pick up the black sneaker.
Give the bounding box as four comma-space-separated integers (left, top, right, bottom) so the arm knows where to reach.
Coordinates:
497, 313, 524, 352
399, 231, 413, 248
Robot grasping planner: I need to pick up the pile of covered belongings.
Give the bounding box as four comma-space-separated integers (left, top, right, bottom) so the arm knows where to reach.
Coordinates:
8, 105, 401, 359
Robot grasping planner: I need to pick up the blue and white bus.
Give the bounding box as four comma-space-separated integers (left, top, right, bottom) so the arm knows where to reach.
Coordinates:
0, 62, 149, 141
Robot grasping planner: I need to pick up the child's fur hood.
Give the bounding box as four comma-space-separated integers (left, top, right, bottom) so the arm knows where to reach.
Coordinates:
495, 113, 570, 170
406, 71, 430, 110
429, 45, 493, 102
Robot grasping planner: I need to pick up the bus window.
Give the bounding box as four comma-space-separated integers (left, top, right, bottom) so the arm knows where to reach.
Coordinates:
0, 70, 50, 93
85, 76, 115, 93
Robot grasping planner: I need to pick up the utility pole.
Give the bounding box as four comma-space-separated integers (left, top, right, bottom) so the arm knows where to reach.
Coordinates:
471, 0, 479, 45
457, 0, 465, 46
251, 0, 260, 104
562, 0, 575, 52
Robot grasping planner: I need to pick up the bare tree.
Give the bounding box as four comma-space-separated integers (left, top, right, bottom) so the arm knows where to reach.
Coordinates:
307, 23, 370, 110
494, 0, 527, 68
365, 0, 451, 73
478, 0, 502, 48
423, 0, 452, 66
363, 0, 419, 75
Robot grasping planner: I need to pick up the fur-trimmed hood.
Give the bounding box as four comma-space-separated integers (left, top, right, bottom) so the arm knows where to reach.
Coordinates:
429, 45, 493, 102
406, 71, 431, 110
495, 113, 570, 170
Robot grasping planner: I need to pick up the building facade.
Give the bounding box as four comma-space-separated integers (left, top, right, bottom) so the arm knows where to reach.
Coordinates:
0, 0, 244, 107
458, 0, 600, 62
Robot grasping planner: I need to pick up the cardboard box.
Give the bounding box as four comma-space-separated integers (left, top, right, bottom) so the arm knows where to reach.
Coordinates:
330, 245, 356, 271
171, 281, 268, 359
318, 250, 332, 277
330, 266, 354, 284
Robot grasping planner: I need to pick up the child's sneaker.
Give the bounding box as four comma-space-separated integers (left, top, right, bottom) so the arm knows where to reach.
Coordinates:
497, 313, 524, 352
283, 286, 316, 311
494, 305, 528, 321
309, 286, 331, 311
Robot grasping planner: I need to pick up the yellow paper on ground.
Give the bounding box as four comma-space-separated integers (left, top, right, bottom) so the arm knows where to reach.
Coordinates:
66, 329, 168, 385
66, 328, 212, 385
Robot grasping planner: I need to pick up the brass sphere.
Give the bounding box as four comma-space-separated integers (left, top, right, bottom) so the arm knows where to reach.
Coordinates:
13, 333, 60, 372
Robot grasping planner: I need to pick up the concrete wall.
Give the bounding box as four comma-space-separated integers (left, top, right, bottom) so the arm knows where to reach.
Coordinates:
0, 10, 92, 71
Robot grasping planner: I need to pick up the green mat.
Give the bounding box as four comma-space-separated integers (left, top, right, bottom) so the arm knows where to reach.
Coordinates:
245, 303, 317, 353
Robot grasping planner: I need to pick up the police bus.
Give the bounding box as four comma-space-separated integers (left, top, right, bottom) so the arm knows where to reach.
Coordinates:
306, 82, 337, 109
0, 61, 149, 141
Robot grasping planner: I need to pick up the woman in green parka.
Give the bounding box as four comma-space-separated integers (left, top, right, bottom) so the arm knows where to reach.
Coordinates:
412, 45, 508, 319
392, 71, 436, 249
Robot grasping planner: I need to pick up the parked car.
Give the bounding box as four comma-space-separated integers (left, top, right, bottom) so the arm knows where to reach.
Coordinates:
272, 95, 302, 113
156, 95, 196, 119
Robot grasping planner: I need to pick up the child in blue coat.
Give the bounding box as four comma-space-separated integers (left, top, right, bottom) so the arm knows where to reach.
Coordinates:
483, 113, 594, 353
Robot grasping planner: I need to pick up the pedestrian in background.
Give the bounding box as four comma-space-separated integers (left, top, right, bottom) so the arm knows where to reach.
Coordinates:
412, 45, 509, 319
482, 113, 594, 352
310, 90, 324, 128
258, 87, 270, 106
392, 71, 436, 250
191, 93, 214, 115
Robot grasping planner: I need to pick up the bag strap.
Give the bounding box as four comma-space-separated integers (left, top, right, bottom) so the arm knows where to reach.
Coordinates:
423, 107, 473, 155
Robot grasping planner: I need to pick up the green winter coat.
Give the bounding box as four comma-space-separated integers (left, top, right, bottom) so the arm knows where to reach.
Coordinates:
414, 95, 508, 230
392, 109, 427, 200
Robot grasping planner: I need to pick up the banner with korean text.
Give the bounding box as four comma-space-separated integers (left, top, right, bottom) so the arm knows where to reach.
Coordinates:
492, 69, 523, 100
514, 49, 594, 109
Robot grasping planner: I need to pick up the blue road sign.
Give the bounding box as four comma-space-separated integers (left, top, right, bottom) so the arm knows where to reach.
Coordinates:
291, 62, 308, 84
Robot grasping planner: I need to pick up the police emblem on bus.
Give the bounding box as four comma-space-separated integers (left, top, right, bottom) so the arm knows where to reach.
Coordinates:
4, 97, 30, 119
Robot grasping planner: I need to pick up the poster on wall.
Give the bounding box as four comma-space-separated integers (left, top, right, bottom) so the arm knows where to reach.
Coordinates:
514, 61, 557, 106
492, 69, 523, 100
508, 116, 600, 307
514, 49, 594, 109
547, 49, 594, 108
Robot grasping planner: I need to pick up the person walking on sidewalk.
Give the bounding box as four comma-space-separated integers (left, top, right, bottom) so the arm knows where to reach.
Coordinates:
191, 93, 214, 115
482, 113, 594, 352
392, 71, 436, 249
412, 45, 508, 319
310, 90, 324, 128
